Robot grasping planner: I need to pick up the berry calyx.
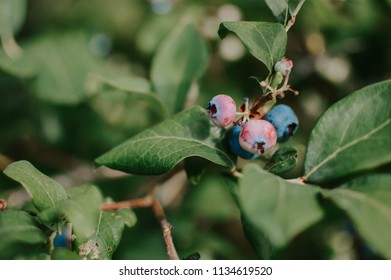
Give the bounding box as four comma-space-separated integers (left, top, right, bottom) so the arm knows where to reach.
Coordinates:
207, 94, 236, 127
229, 124, 256, 159
264, 104, 299, 142
239, 119, 277, 155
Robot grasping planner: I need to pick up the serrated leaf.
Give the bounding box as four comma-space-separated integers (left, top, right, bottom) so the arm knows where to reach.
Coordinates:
96, 106, 234, 175
151, 23, 209, 113
39, 185, 103, 241
0, 210, 47, 259
265, 0, 306, 25
324, 174, 391, 259
218, 22, 287, 72
238, 164, 323, 248
76, 211, 126, 260
264, 146, 298, 175
304, 80, 391, 183
24, 32, 100, 105
3, 160, 68, 212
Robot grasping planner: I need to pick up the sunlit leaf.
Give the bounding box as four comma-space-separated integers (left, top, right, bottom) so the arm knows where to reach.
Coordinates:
304, 80, 391, 183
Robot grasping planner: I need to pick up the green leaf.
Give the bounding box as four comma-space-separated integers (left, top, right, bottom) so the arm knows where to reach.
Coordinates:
218, 22, 287, 72
87, 73, 168, 129
3, 160, 68, 212
76, 211, 126, 260
241, 214, 274, 259
151, 23, 209, 113
24, 32, 100, 105
0, 0, 26, 37
304, 80, 391, 183
265, 0, 306, 25
39, 185, 103, 241
0, 210, 47, 259
324, 174, 391, 259
238, 164, 323, 247
115, 208, 137, 228
264, 146, 298, 175
0, 47, 35, 77
51, 248, 82, 260
96, 106, 234, 175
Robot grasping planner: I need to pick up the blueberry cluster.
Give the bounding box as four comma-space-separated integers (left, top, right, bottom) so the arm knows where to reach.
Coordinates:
206, 58, 299, 159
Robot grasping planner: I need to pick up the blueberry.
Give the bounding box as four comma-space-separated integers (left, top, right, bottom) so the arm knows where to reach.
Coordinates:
207, 94, 236, 127
264, 104, 299, 142
239, 119, 277, 155
229, 124, 256, 159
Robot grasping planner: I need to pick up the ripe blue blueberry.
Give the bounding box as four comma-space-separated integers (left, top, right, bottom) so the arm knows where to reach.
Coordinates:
207, 94, 236, 127
264, 104, 299, 142
239, 119, 277, 155
229, 124, 256, 159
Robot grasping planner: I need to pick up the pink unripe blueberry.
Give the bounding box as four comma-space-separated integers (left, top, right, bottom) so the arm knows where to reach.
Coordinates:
274, 57, 293, 76
239, 119, 277, 155
207, 94, 236, 127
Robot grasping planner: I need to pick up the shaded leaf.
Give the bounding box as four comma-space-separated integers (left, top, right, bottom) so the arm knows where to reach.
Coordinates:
264, 146, 298, 175
324, 174, 391, 259
151, 23, 209, 113
0, 0, 26, 37
238, 164, 323, 247
304, 80, 391, 183
0, 210, 47, 259
51, 248, 82, 260
3, 160, 68, 212
218, 22, 287, 72
39, 185, 103, 241
115, 208, 137, 228
96, 106, 234, 175
24, 32, 100, 105
241, 214, 274, 259
87, 73, 168, 129
265, 0, 306, 25
183, 252, 201, 260
0, 45, 35, 77
76, 211, 127, 260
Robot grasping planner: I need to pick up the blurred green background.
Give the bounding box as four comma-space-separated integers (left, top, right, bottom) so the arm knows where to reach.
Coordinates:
1, 0, 390, 259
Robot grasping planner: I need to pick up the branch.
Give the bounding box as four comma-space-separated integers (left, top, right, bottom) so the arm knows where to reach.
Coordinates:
100, 194, 180, 260
150, 196, 179, 260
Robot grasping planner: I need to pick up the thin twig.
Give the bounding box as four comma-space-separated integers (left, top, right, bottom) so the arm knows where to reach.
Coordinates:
150, 195, 180, 260
100, 196, 152, 211
100, 172, 181, 260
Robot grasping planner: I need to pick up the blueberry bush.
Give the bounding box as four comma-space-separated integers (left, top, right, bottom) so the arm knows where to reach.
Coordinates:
0, 0, 390, 260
